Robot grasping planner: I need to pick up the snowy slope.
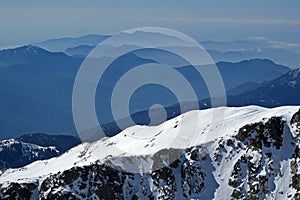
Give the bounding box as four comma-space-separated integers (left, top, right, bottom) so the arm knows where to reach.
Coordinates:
0, 106, 300, 199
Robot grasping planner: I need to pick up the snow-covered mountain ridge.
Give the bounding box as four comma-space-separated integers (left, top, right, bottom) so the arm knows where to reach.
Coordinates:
0, 106, 299, 199
0, 139, 59, 170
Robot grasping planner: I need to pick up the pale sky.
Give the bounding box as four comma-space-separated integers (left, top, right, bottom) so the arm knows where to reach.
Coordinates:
0, 0, 300, 48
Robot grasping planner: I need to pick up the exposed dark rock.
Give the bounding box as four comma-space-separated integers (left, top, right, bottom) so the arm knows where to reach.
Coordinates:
0, 182, 38, 200
291, 109, 300, 128
237, 117, 284, 149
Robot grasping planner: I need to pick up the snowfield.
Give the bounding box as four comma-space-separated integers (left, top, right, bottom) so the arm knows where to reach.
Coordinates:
0, 105, 299, 199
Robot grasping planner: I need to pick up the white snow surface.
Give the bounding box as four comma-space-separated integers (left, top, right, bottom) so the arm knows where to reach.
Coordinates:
0, 106, 299, 189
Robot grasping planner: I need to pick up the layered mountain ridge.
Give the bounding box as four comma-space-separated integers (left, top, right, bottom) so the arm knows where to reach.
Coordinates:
0, 44, 292, 139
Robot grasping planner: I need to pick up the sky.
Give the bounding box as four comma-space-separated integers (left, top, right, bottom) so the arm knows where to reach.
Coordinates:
0, 0, 300, 48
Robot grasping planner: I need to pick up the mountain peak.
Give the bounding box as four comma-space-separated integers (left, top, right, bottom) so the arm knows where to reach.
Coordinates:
0, 45, 50, 57
0, 44, 76, 67
16, 45, 49, 55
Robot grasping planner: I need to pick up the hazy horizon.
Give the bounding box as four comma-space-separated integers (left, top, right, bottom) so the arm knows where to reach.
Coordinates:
1, 0, 300, 49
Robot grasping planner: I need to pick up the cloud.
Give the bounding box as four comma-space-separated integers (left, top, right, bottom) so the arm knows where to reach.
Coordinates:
157, 17, 300, 26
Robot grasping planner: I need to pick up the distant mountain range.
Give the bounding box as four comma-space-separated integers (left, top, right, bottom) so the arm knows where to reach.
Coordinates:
100, 67, 300, 137
65, 45, 95, 58
0, 33, 299, 199
197, 67, 300, 108
0, 45, 81, 139
179, 67, 300, 114
201, 39, 300, 68
35, 34, 110, 52
228, 68, 300, 107
210, 59, 289, 91
62, 41, 300, 69
32, 34, 300, 68
207, 48, 300, 69
0, 44, 292, 139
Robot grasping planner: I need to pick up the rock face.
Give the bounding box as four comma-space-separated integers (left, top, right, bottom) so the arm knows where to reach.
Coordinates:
231, 118, 290, 199
36, 147, 213, 200
236, 117, 284, 149
0, 107, 299, 199
0, 182, 38, 199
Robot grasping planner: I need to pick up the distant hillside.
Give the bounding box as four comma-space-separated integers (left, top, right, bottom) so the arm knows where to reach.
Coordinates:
65, 45, 94, 58
0, 139, 59, 169
17, 133, 81, 153
228, 68, 300, 107
0, 45, 292, 139
201, 39, 300, 68
35, 34, 110, 52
